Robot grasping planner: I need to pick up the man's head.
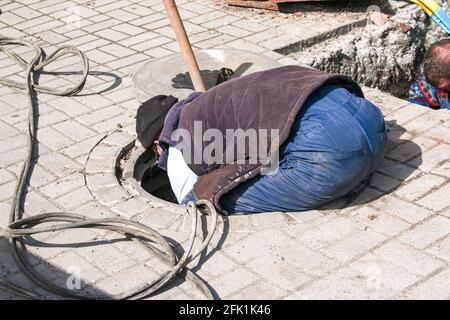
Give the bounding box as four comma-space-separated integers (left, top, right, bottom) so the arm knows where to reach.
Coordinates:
423, 38, 450, 93
136, 95, 178, 149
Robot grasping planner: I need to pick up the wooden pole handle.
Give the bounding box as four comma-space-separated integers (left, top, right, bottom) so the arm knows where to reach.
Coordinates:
163, 0, 206, 92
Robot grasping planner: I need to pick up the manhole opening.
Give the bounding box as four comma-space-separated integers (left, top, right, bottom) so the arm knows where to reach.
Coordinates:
132, 148, 178, 204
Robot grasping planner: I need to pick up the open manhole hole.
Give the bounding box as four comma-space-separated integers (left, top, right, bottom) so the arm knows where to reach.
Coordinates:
132, 147, 177, 204
120, 49, 281, 206
119, 143, 181, 208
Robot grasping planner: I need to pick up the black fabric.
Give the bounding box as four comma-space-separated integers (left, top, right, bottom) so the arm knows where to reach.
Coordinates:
135, 95, 178, 149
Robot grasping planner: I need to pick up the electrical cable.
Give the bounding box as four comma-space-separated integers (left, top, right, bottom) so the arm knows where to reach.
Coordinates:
0, 36, 218, 300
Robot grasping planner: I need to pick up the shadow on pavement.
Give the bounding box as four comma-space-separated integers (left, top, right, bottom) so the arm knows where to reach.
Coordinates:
323, 119, 422, 211
0, 233, 112, 300
39, 70, 123, 96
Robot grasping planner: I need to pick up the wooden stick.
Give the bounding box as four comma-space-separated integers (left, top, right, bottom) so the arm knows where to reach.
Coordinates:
163, 0, 206, 92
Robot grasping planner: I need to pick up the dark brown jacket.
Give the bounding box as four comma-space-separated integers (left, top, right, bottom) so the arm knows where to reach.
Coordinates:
176, 65, 364, 212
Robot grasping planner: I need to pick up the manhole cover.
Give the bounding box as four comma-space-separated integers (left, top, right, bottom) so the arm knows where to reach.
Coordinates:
133, 49, 281, 103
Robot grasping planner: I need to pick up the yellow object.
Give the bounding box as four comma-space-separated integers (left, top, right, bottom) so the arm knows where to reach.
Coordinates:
408, 0, 450, 34
418, 0, 441, 12
410, 0, 440, 16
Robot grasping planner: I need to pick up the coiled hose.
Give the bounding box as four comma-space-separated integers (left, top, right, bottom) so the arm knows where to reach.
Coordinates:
0, 37, 218, 300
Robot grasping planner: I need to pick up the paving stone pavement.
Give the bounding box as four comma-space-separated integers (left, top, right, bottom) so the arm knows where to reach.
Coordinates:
0, 0, 450, 300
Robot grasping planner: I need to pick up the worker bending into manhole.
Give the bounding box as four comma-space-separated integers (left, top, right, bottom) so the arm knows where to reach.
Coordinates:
409, 39, 450, 109
137, 65, 387, 214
